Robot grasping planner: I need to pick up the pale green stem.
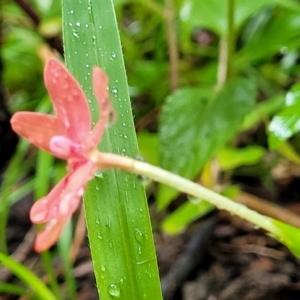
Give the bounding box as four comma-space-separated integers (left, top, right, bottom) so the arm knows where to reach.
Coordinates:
165, 0, 179, 91
217, 0, 235, 87
92, 152, 282, 238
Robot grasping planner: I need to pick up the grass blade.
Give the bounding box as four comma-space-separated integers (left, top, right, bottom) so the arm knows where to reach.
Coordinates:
61, 1, 162, 299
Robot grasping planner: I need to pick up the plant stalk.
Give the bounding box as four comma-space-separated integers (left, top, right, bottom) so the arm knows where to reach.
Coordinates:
93, 151, 282, 238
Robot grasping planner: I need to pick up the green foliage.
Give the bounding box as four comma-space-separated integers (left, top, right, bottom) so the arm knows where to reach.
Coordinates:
158, 79, 256, 208
272, 219, 300, 257
269, 83, 300, 149
0, 252, 56, 300
217, 146, 265, 170
162, 198, 214, 235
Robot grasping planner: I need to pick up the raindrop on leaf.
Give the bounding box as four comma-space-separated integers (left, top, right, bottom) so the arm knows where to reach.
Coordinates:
107, 284, 120, 298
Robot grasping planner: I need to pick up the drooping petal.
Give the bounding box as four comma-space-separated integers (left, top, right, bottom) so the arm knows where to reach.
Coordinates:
44, 58, 91, 143
87, 67, 116, 148
10, 112, 66, 152
34, 216, 69, 252
30, 175, 68, 223
58, 161, 94, 216
30, 161, 94, 224
92, 66, 109, 108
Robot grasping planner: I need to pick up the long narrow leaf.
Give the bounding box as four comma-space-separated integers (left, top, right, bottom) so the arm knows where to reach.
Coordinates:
61, 1, 162, 299
0, 253, 56, 300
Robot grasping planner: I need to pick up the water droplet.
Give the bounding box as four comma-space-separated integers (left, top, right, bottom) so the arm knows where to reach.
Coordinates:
75, 21, 80, 26
85, 24, 89, 27
112, 52, 117, 58
69, 10, 74, 14
137, 174, 151, 187
95, 172, 104, 179
69, 22, 73, 26
105, 217, 111, 228
134, 228, 144, 244
72, 30, 80, 38
101, 265, 106, 272
107, 284, 120, 298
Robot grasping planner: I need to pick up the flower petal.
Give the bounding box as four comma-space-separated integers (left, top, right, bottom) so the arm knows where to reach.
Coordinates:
50, 136, 83, 160
30, 175, 67, 223
44, 58, 91, 143
58, 161, 94, 216
34, 217, 69, 252
10, 112, 66, 152
30, 161, 94, 224
88, 67, 116, 148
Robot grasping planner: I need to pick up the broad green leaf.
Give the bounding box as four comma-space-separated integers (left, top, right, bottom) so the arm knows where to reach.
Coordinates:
217, 146, 265, 170
268, 83, 300, 149
62, 1, 162, 300
158, 79, 256, 209
180, 0, 300, 36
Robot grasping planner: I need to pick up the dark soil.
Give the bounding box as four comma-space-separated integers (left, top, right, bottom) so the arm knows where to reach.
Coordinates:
2, 182, 300, 300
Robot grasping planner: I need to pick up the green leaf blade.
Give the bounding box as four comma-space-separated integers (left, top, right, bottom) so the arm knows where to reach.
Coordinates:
62, 1, 162, 299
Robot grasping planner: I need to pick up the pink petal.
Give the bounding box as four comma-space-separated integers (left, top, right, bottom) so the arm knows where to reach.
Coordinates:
30, 161, 94, 224
88, 67, 116, 148
10, 112, 66, 152
92, 67, 109, 108
44, 58, 91, 143
34, 217, 69, 252
30, 176, 67, 223
50, 136, 83, 160
58, 161, 94, 216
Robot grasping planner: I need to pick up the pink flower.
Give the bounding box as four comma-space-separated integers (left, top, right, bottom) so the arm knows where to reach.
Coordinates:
11, 58, 114, 252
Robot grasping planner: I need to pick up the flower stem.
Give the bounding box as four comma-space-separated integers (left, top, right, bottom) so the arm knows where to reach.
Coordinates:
217, 0, 235, 87
94, 151, 282, 238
